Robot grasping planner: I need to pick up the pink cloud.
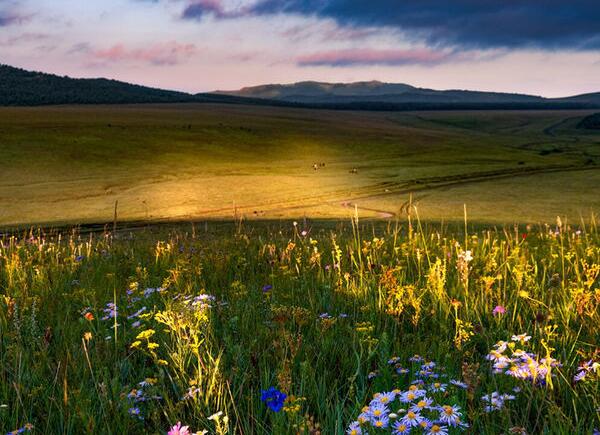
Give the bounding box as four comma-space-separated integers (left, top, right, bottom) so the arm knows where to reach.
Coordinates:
297, 48, 470, 67
92, 41, 197, 66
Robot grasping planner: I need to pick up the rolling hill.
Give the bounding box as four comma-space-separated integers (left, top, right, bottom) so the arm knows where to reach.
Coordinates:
216, 80, 549, 104
217, 80, 600, 107
2, 64, 600, 109
0, 64, 195, 105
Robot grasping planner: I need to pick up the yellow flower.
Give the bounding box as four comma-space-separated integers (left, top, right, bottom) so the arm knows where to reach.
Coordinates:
136, 329, 155, 340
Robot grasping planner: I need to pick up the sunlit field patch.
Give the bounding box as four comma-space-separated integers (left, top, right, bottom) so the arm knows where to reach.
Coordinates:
0, 216, 599, 434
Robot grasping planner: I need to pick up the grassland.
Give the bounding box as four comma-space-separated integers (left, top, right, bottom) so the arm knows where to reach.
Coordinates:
0, 104, 598, 226
1, 219, 599, 434
1, 105, 600, 434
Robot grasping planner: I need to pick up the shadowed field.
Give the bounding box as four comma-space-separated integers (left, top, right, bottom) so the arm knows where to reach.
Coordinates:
0, 104, 598, 226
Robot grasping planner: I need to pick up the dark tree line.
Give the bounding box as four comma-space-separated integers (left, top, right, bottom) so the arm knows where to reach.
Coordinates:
2, 64, 600, 111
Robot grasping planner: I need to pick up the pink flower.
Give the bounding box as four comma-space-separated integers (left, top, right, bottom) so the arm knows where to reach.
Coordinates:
493, 305, 506, 316
168, 422, 190, 435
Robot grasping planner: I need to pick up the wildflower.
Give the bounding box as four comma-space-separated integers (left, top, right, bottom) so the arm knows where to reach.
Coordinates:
101, 302, 118, 320
392, 421, 411, 434
573, 359, 600, 383
83, 331, 93, 342
388, 357, 401, 365
207, 411, 223, 421
422, 361, 437, 370
346, 421, 363, 435
182, 386, 201, 401
418, 418, 432, 430
427, 424, 449, 435
458, 250, 473, 263
357, 412, 370, 424
372, 414, 390, 429
429, 382, 447, 393
6, 424, 33, 435
410, 397, 433, 412
400, 410, 423, 427
511, 334, 531, 344
84, 312, 94, 321
168, 422, 191, 435
128, 407, 143, 420
400, 386, 426, 402
449, 380, 468, 389
369, 402, 390, 420
260, 387, 287, 412
493, 340, 509, 353
127, 306, 147, 319
262, 285, 272, 293
138, 378, 157, 387
373, 391, 396, 405
492, 305, 506, 316
482, 391, 516, 412
438, 404, 462, 426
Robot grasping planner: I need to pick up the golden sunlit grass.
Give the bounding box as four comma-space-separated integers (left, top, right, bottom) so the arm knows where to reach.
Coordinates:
0, 104, 598, 226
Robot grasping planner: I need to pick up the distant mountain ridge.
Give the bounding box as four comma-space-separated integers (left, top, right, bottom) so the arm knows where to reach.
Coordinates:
1, 64, 600, 110
217, 80, 600, 105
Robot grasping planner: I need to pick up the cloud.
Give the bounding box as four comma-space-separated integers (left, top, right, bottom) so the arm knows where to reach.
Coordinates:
90, 41, 197, 66
182, 0, 250, 20
297, 48, 467, 67
0, 32, 47, 46
0, 6, 31, 26
181, 0, 600, 51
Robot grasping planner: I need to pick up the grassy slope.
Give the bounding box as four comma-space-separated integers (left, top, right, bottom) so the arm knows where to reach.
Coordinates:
0, 104, 598, 226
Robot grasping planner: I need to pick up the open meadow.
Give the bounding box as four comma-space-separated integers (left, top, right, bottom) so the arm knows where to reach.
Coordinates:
1, 104, 599, 434
0, 218, 599, 434
0, 104, 599, 226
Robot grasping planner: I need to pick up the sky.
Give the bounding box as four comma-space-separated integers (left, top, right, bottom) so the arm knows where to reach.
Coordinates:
1, 0, 600, 97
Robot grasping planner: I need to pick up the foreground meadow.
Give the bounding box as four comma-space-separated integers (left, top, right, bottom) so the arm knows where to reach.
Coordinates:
1, 216, 599, 434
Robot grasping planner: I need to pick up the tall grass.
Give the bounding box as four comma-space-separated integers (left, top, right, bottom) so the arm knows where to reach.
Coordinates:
0, 216, 598, 434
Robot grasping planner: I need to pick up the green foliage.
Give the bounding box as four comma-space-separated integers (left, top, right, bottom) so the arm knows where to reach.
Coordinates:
0, 218, 599, 434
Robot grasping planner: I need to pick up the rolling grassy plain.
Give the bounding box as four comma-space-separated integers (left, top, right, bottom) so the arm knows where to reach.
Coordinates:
0, 104, 599, 434
0, 104, 598, 226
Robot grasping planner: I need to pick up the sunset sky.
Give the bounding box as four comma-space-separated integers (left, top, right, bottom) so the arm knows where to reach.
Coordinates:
1, 0, 600, 97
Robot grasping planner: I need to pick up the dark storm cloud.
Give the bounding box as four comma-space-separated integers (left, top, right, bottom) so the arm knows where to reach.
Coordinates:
182, 0, 600, 51
0, 11, 20, 26
182, 0, 250, 20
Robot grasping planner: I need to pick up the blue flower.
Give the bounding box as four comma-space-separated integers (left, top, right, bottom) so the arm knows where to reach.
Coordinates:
260, 387, 286, 412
